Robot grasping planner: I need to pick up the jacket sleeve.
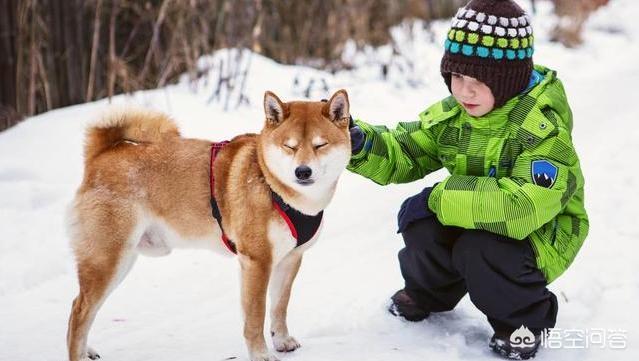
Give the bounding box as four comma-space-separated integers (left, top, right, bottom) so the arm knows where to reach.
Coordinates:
428, 126, 584, 240
347, 118, 442, 185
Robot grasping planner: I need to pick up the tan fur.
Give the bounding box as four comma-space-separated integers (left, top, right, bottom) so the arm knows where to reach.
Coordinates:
66, 90, 351, 361
83, 109, 180, 161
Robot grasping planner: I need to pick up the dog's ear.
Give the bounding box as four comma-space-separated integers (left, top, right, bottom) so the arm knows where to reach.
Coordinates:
324, 89, 350, 126
264, 91, 286, 125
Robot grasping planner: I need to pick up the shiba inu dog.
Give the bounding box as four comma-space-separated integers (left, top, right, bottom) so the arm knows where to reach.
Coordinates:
66, 90, 352, 361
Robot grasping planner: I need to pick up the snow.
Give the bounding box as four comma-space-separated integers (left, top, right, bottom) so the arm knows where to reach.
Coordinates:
1, 1, 638, 360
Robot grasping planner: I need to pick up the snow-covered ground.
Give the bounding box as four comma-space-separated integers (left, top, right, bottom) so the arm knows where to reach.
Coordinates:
1, 1, 638, 360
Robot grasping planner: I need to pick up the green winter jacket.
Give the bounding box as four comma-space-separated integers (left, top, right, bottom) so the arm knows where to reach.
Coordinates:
348, 65, 588, 283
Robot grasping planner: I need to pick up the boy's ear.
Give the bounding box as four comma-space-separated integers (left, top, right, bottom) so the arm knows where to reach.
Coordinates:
264, 91, 287, 125
323, 89, 350, 126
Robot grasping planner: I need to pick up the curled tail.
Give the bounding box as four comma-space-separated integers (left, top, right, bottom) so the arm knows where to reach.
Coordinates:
84, 108, 180, 161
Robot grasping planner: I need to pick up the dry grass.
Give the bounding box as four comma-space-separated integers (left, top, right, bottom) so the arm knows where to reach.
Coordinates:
550, 0, 610, 48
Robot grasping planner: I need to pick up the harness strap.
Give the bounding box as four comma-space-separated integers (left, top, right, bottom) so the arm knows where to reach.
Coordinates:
271, 192, 323, 247
210, 142, 236, 254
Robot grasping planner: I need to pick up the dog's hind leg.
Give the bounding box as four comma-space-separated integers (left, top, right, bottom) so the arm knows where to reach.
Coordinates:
67, 248, 137, 361
269, 251, 303, 353
66, 206, 138, 361
67, 249, 137, 361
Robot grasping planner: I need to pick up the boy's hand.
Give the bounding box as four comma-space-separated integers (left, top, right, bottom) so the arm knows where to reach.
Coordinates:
348, 116, 365, 154
397, 185, 437, 234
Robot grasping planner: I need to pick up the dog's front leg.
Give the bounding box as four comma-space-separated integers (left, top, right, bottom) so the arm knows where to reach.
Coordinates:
269, 251, 302, 352
239, 253, 277, 361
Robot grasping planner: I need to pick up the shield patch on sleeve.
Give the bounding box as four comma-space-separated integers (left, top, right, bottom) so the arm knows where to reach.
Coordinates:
531, 160, 558, 188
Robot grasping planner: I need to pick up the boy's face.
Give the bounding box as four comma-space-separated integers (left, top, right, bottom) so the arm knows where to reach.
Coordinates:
450, 73, 495, 117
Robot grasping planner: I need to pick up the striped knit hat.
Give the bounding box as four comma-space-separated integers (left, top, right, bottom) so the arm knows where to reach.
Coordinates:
441, 0, 534, 108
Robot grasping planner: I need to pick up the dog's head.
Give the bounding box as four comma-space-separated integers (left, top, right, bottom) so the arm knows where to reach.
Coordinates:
258, 89, 351, 197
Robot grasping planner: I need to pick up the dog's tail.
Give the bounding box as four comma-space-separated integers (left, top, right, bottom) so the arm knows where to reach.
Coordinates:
84, 108, 180, 161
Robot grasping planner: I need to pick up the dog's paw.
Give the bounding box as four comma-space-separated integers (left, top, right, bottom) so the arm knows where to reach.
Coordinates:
82, 347, 101, 360
250, 351, 280, 361
273, 335, 301, 353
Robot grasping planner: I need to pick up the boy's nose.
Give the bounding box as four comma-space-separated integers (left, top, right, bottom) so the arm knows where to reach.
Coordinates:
462, 84, 475, 98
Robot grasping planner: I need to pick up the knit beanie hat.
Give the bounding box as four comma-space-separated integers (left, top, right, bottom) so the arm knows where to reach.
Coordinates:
441, 0, 534, 108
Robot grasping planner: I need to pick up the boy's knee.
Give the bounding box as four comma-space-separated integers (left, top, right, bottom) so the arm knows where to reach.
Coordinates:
452, 229, 493, 253
452, 229, 537, 281
400, 216, 440, 250
451, 229, 499, 273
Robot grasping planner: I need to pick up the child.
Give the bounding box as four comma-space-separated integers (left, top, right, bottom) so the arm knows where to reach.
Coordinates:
347, 0, 588, 359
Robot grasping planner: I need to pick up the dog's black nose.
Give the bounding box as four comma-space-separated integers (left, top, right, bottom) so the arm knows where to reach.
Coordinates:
295, 165, 312, 180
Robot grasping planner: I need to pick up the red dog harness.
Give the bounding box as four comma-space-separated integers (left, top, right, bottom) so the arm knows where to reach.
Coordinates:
209, 142, 323, 254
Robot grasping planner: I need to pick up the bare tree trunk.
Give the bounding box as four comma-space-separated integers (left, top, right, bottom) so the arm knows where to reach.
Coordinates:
86, 0, 103, 102
107, 0, 119, 100
36, 50, 51, 110
251, 0, 263, 53
0, 0, 18, 114
62, 0, 83, 105
49, 0, 65, 108
138, 0, 171, 83
27, 1, 37, 116
14, 0, 28, 115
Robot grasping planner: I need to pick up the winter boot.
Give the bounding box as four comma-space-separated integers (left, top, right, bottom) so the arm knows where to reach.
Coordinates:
388, 289, 430, 322
489, 328, 542, 360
